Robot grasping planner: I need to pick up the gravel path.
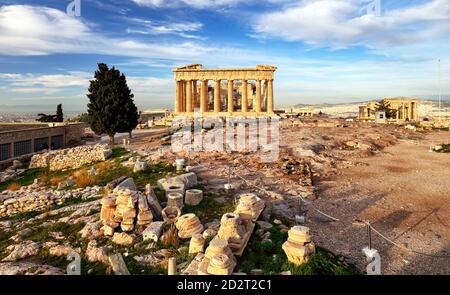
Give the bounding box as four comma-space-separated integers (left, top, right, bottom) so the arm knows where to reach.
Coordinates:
311, 131, 450, 274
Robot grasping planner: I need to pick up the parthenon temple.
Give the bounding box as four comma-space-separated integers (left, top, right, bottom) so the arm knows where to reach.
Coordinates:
173, 64, 277, 116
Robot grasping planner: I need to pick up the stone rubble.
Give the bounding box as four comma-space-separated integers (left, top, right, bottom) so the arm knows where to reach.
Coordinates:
0, 185, 102, 218
29, 144, 112, 171
2, 241, 42, 262
0, 160, 25, 183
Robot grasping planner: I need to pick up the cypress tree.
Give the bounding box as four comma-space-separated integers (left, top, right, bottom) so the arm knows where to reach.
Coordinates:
56, 104, 64, 122
87, 63, 138, 144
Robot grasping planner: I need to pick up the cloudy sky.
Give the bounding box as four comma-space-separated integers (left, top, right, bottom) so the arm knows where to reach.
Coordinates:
0, 0, 449, 113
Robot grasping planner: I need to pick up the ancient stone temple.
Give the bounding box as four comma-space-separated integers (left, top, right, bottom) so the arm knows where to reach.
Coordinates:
359, 98, 419, 122
173, 64, 277, 116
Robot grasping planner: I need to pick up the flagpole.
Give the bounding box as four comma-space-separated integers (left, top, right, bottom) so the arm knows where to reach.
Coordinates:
438, 59, 442, 123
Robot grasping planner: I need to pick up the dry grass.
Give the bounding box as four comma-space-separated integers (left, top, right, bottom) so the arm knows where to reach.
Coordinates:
6, 182, 21, 191
39, 175, 49, 186
49, 176, 65, 187
160, 224, 179, 248
72, 169, 97, 188
96, 161, 115, 172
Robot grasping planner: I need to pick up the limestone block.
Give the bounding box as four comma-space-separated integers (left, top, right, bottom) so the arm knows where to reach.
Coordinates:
287, 225, 311, 244
108, 254, 130, 275
204, 239, 235, 262
164, 183, 185, 198
167, 192, 184, 209
157, 178, 184, 191
138, 195, 149, 211
282, 226, 316, 266
185, 189, 203, 206
112, 232, 134, 246
120, 223, 135, 232
100, 206, 116, 223
234, 193, 265, 221
102, 224, 115, 236
173, 172, 198, 189
122, 208, 137, 220
176, 213, 204, 239
145, 184, 163, 220
207, 254, 234, 275
101, 195, 116, 207
217, 213, 246, 250
133, 160, 148, 173
189, 234, 205, 254
115, 178, 137, 192
143, 221, 164, 242
137, 210, 153, 224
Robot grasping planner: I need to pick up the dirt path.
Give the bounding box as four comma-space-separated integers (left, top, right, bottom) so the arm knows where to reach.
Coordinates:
311, 131, 450, 274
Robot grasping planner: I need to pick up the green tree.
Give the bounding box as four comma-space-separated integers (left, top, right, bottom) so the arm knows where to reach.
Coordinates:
87, 63, 138, 144
56, 104, 64, 122
37, 113, 57, 122
374, 99, 397, 119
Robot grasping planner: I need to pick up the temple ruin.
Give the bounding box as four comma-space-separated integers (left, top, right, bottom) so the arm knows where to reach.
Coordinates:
173, 64, 277, 116
359, 98, 419, 122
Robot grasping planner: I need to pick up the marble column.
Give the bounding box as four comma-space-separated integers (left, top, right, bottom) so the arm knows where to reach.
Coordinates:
255, 80, 262, 113
181, 81, 186, 112
175, 81, 181, 113
227, 80, 234, 113
201, 80, 208, 113
267, 79, 274, 113
192, 80, 197, 110
186, 80, 193, 113
214, 80, 221, 113
242, 80, 248, 113
264, 80, 268, 111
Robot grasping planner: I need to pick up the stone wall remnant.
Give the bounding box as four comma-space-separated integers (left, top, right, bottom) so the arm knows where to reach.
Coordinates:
29, 144, 112, 171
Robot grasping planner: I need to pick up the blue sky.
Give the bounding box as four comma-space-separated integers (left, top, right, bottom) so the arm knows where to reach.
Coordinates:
0, 0, 449, 114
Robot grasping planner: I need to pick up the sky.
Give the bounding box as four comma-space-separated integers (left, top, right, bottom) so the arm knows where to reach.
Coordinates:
0, 0, 449, 114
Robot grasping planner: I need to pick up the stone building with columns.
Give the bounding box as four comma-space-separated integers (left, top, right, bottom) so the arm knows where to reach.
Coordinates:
173, 64, 277, 116
359, 98, 419, 122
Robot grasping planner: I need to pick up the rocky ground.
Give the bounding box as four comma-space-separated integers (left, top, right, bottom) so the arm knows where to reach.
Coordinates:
128, 116, 449, 274
0, 117, 448, 275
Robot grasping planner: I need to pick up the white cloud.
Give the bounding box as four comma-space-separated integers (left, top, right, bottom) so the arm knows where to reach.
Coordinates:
0, 5, 213, 58
130, 0, 243, 9
125, 17, 205, 39
252, 0, 450, 50
130, 0, 296, 9
0, 72, 90, 88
